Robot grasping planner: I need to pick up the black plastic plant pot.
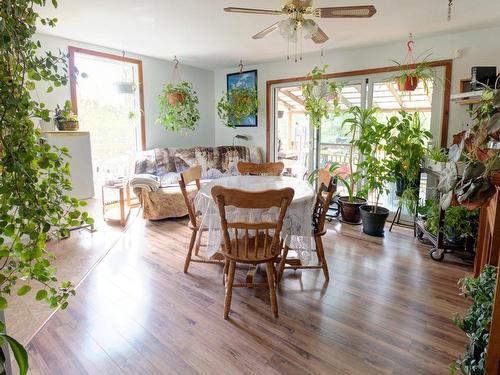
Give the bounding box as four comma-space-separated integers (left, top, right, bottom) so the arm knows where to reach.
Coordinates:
338, 196, 367, 224
360, 205, 390, 237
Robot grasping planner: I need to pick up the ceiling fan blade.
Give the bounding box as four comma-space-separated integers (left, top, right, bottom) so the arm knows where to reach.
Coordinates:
311, 27, 329, 44
224, 7, 282, 16
252, 22, 280, 39
314, 5, 377, 18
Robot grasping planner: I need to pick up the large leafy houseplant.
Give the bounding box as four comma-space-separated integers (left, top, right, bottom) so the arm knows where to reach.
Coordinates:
451, 265, 497, 375
438, 89, 500, 211
386, 111, 432, 213
302, 65, 342, 129
217, 86, 259, 128
157, 81, 200, 132
0, 1, 92, 373
352, 107, 395, 235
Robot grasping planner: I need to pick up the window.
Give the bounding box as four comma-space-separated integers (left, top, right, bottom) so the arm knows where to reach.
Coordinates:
69, 47, 145, 191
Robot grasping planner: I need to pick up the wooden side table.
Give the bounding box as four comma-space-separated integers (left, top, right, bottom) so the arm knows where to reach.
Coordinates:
102, 181, 131, 227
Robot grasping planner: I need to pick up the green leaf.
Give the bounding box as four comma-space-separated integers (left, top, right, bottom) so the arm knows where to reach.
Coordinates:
0, 297, 7, 310
2, 333, 29, 375
17, 285, 32, 296
35, 290, 48, 301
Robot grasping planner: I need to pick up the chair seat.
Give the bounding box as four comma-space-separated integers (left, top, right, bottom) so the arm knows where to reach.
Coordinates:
222, 233, 279, 263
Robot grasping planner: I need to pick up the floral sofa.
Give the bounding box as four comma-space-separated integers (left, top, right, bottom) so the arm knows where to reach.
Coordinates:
133, 146, 263, 220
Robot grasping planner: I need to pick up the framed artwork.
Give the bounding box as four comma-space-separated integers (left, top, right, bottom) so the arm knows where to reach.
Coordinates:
226, 69, 258, 127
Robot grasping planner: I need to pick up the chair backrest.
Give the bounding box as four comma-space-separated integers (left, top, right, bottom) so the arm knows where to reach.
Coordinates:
237, 161, 285, 176
179, 165, 202, 227
313, 169, 336, 235
211, 186, 294, 261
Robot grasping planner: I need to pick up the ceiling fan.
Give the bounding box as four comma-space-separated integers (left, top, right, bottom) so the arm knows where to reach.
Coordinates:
224, 0, 377, 44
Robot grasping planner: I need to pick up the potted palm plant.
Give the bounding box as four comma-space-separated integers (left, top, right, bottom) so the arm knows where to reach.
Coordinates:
354, 108, 395, 236
217, 86, 259, 128
157, 81, 200, 132
336, 106, 379, 223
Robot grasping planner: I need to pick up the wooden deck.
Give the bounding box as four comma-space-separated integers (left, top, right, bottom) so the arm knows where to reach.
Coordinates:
26, 218, 470, 374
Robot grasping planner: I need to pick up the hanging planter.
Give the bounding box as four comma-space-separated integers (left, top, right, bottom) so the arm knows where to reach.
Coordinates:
157, 81, 200, 132
392, 36, 439, 94
397, 76, 419, 92
302, 65, 342, 129
217, 86, 259, 128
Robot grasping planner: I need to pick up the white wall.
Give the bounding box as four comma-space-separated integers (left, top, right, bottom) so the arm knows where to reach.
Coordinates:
214, 25, 500, 159
34, 33, 215, 150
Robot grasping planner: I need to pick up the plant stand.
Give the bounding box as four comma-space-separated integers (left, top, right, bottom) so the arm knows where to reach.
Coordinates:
389, 205, 415, 232
102, 180, 131, 227
413, 168, 474, 262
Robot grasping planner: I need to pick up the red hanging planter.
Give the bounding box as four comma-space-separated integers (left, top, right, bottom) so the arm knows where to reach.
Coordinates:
397, 76, 419, 92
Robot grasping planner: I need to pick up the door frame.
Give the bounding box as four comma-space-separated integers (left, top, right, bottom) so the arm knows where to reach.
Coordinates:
265, 59, 453, 161
68, 46, 146, 150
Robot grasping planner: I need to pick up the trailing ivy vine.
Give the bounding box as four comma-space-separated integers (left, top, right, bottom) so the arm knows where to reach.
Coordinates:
451, 265, 497, 375
0, 0, 92, 373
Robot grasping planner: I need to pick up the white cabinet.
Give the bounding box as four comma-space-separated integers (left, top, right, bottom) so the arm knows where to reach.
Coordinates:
42, 131, 94, 199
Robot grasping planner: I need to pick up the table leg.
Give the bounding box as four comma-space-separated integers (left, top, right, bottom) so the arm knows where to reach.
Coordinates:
119, 187, 125, 227
126, 182, 131, 206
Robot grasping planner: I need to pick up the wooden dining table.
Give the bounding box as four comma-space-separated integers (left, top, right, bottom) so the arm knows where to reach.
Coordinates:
194, 175, 316, 284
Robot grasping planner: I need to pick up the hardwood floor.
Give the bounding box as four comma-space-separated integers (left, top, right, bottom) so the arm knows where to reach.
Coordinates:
26, 217, 471, 374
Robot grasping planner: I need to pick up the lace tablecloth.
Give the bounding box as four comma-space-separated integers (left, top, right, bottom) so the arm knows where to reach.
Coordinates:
194, 175, 315, 262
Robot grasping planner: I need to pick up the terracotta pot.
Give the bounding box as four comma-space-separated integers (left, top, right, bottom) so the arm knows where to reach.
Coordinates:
56, 120, 79, 131
397, 76, 419, 91
167, 92, 185, 106
338, 196, 367, 224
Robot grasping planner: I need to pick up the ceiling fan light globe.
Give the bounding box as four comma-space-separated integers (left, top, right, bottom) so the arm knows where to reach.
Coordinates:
302, 19, 319, 39
278, 19, 297, 40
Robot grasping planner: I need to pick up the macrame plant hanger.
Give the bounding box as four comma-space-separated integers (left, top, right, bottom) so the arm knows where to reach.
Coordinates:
171, 56, 181, 84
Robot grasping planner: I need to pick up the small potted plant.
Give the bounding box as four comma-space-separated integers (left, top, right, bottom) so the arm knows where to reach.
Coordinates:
353, 107, 395, 236
54, 100, 79, 131
392, 54, 437, 94
157, 81, 200, 132
302, 65, 342, 129
217, 86, 259, 128
425, 146, 448, 172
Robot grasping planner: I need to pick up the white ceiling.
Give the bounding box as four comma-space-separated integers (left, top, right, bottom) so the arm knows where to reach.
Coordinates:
37, 0, 500, 70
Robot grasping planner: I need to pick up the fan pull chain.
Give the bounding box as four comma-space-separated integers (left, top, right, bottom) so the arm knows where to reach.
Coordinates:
299, 27, 303, 61
447, 0, 453, 21
287, 38, 290, 61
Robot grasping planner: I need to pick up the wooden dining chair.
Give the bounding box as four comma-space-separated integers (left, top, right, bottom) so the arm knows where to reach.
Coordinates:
277, 169, 336, 282
211, 186, 294, 319
237, 161, 285, 176
179, 165, 223, 273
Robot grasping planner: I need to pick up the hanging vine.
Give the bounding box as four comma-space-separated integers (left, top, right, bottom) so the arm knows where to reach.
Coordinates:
0, 1, 93, 372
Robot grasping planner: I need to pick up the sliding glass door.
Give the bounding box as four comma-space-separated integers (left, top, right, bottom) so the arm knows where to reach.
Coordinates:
272, 66, 446, 214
